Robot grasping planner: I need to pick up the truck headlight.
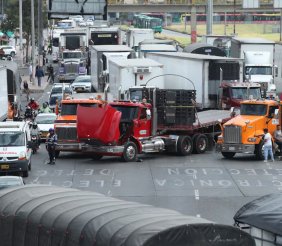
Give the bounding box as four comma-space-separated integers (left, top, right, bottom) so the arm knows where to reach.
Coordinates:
248, 137, 257, 142
18, 151, 26, 160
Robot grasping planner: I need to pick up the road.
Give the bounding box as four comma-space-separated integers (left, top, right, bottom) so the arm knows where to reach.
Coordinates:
14, 40, 282, 228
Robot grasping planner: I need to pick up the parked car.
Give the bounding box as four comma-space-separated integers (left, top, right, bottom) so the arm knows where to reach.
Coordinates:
0, 46, 16, 57
71, 75, 94, 93
0, 176, 25, 189
35, 113, 57, 141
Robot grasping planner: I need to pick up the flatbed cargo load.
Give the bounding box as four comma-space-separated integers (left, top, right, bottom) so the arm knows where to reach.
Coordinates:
0, 185, 255, 246
234, 193, 282, 245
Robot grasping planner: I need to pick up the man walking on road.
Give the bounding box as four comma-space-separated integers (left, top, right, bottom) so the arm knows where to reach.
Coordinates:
263, 128, 274, 162
35, 65, 44, 87
29, 63, 33, 82
46, 128, 57, 165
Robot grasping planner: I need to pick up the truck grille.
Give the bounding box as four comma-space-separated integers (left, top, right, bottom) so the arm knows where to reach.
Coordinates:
224, 125, 242, 144
65, 63, 78, 74
56, 127, 77, 141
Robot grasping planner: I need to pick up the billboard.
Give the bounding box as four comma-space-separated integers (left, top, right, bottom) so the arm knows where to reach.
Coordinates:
49, 0, 107, 19
242, 0, 259, 8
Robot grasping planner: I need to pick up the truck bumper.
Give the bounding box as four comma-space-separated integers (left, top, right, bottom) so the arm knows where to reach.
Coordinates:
81, 144, 124, 156
56, 143, 81, 152
216, 143, 255, 154
58, 74, 77, 82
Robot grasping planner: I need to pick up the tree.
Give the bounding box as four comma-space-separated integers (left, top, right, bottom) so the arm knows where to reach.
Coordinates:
1, 0, 47, 63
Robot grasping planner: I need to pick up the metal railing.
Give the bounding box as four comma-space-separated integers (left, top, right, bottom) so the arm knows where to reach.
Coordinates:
108, 0, 273, 5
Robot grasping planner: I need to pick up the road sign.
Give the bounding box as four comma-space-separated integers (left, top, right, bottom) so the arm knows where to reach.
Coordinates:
242, 0, 259, 8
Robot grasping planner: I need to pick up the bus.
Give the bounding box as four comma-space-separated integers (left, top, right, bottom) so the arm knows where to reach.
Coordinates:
133, 14, 162, 33
142, 13, 173, 26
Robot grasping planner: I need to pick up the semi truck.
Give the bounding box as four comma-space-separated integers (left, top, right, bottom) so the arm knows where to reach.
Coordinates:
76, 86, 232, 161
146, 52, 261, 110
59, 28, 88, 53
89, 45, 135, 91
58, 50, 87, 83
54, 96, 104, 157
230, 37, 278, 98
108, 58, 164, 100
216, 98, 280, 159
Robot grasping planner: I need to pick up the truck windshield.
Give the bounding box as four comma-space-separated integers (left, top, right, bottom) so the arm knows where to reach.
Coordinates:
0, 132, 25, 147
61, 103, 98, 115
231, 88, 261, 100
63, 52, 82, 59
111, 106, 138, 121
245, 66, 272, 75
240, 104, 267, 116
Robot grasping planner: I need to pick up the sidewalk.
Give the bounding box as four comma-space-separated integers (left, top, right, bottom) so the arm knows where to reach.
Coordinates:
21, 75, 50, 93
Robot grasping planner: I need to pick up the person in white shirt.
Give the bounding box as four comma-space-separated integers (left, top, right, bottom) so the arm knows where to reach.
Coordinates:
263, 128, 274, 162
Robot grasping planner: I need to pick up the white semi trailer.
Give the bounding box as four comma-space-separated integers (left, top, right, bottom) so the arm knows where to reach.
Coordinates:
230, 37, 278, 98
146, 52, 259, 110
108, 58, 164, 100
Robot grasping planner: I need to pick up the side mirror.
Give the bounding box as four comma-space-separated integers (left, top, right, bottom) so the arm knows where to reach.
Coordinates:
146, 109, 151, 120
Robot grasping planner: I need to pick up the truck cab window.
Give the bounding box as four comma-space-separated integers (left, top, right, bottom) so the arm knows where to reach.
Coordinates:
268, 106, 278, 118
140, 108, 147, 120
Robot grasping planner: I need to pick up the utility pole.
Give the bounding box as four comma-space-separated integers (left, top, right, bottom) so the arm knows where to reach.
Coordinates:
207, 0, 213, 35
31, 0, 35, 83
233, 0, 236, 35
19, 0, 23, 67
38, 0, 43, 66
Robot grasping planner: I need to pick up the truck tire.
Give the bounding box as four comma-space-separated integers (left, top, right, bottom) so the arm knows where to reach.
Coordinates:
55, 151, 60, 158
221, 152, 236, 159
193, 134, 208, 154
177, 136, 193, 156
122, 142, 137, 162
255, 141, 264, 160
91, 154, 103, 160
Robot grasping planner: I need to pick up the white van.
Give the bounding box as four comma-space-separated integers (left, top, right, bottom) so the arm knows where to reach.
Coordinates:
0, 121, 32, 177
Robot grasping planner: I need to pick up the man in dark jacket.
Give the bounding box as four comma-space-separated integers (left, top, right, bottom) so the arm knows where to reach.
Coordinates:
46, 128, 58, 165
35, 66, 44, 87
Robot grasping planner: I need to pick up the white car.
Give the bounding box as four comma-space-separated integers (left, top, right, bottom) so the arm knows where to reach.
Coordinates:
35, 113, 57, 141
70, 15, 84, 23
86, 19, 94, 26
71, 75, 93, 93
0, 176, 25, 189
0, 45, 16, 57
78, 21, 87, 27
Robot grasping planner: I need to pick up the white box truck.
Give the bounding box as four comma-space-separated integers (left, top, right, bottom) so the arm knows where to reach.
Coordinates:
146, 52, 262, 110
108, 58, 164, 100
126, 28, 154, 51
89, 45, 135, 92
230, 37, 277, 98
0, 65, 8, 121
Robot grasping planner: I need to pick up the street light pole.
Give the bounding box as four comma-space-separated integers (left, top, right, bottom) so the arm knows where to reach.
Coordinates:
233, 0, 236, 35
31, 0, 35, 83
19, 0, 23, 67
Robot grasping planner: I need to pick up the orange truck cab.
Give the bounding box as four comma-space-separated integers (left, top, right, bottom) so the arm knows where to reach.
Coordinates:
54, 97, 103, 157
216, 99, 280, 159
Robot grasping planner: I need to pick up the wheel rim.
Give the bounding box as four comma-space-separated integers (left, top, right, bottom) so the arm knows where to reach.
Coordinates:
126, 145, 136, 160
198, 137, 207, 151
183, 139, 191, 153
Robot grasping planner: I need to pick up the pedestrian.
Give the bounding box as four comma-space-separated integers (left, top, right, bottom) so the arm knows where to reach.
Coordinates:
47, 64, 54, 84
35, 65, 44, 87
29, 63, 32, 82
23, 80, 30, 101
274, 125, 282, 158
45, 128, 57, 165
263, 128, 274, 162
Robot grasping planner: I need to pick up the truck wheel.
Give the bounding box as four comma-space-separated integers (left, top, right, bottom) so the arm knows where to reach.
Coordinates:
177, 136, 193, 156
91, 154, 103, 160
122, 142, 137, 162
55, 151, 60, 158
255, 141, 264, 160
221, 152, 235, 159
193, 134, 208, 154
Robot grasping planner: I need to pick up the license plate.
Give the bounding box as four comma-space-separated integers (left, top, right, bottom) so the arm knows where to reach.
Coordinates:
1, 165, 9, 170
229, 146, 235, 151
